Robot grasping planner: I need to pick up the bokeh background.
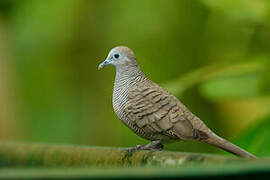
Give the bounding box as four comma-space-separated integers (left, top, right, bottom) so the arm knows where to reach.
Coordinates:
0, 0, 269, 157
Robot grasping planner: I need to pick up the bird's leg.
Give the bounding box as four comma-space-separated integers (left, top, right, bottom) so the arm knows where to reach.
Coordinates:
126, 140, 163, 152
141, 140, 164, 150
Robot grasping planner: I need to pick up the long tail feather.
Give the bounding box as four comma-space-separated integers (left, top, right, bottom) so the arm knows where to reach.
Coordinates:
202, 133, 256, 158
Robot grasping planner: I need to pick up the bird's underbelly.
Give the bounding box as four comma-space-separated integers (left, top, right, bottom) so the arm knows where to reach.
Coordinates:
113, 101, 177, 143
113, 102, 151, 139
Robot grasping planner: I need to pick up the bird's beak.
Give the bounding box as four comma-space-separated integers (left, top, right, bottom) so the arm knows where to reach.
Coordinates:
98, 59, 111, 70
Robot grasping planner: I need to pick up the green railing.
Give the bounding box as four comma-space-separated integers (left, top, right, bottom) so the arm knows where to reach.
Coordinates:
0, 141, 270, 179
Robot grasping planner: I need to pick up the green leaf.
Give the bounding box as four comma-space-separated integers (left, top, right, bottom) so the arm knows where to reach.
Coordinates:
199, 70, 262, 100
164, 59, 268, 100
259, 67, 270, 94
235, 115, 270, 156
197, 59, 270, 100
203, 0, 269, 24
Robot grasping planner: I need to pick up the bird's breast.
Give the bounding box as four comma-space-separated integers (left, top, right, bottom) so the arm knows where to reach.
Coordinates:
112, 77, 130, 121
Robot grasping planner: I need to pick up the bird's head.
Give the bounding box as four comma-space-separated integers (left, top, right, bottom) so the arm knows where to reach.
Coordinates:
98, 46, 138, 70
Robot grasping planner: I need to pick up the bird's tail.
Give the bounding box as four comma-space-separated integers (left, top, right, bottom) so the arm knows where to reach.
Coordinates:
202, 133, 256, 158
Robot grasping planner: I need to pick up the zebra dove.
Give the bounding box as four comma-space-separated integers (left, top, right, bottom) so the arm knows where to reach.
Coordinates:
98, 46, 256, 158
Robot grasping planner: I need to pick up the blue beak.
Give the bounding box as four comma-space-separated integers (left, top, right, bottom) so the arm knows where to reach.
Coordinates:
98, 59, 111, 70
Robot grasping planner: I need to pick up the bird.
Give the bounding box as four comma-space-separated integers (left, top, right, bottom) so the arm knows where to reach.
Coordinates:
98, 46, 256, 158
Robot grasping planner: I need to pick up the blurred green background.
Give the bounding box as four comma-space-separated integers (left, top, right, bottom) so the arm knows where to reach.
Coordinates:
0, 0, 269, 157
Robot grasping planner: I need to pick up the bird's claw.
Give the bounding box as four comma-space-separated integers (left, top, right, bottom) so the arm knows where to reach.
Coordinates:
125, 145, 143, 152
125, 141, 164, 152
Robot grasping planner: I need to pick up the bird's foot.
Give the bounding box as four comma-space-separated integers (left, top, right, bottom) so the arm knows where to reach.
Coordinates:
125, 145, 144, 152
126, 140, 163, 152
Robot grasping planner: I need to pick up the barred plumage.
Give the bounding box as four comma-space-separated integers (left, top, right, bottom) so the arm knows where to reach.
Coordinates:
99, 46, 256, 158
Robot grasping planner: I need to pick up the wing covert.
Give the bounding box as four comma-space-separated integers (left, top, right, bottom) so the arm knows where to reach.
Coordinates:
125, 84, 195, 140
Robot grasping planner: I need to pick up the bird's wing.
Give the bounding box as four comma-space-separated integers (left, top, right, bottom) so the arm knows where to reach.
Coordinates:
125, 82, 201, 140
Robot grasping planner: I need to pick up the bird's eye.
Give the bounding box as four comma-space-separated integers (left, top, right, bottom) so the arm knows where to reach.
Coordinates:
114, 54, 120, 59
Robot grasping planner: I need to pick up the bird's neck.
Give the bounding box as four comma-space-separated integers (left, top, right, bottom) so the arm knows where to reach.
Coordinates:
114, 65, 145, 87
